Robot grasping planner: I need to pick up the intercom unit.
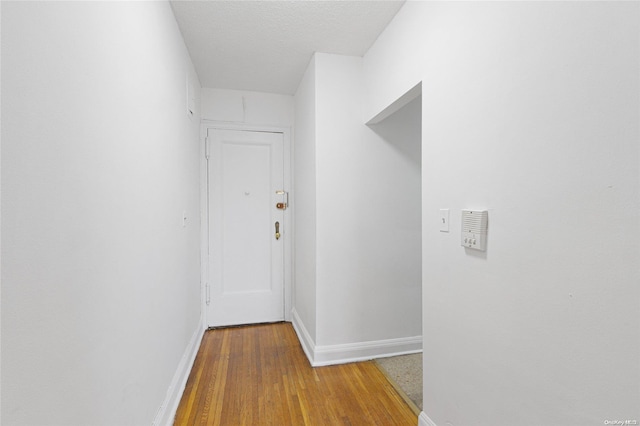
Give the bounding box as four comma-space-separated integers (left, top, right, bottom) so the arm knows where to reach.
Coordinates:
461, 210, 488, 251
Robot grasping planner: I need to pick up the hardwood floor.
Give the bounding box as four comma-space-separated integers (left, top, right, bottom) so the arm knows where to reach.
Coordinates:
174, 322, 418, 425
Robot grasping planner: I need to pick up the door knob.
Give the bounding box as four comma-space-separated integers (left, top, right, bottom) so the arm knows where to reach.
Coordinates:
275, 221, 281, 240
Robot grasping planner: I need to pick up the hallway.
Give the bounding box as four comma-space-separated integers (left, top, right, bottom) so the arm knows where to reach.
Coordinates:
174, 323, 417, 425
2, 2, 638, 425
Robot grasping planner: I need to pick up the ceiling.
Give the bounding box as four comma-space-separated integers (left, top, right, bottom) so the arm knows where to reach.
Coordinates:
170, 1, 405, 95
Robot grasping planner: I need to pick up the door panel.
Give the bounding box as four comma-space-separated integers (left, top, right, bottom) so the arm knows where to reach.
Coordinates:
207, 129, 284, 327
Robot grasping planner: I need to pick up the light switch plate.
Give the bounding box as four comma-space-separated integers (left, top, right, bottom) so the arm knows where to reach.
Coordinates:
439, 209, 449, 232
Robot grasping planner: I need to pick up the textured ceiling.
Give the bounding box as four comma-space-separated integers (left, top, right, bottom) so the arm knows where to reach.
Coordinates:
170, 1, 405, 95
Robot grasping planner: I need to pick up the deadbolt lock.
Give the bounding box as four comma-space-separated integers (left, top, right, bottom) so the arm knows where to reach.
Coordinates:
275, 190, 289, 210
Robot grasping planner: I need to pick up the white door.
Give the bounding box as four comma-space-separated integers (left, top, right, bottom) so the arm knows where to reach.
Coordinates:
207, 129, 286, 327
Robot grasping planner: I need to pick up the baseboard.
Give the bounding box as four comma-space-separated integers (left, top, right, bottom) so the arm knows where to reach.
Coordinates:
313, 334, 422, 367
419, 411, 438, 426
291, 308, 422, 367
152, 323, 205, 426
291, 308, 316, 365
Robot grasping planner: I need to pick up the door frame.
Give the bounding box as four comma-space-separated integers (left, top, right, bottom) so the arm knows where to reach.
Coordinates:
200, 121, 293, 328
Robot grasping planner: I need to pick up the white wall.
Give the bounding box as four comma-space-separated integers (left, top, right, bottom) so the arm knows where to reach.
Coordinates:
293, 57, 318, 343
1, 2, 202, 424
0, 3, 3, 420
364, 2, 640, 425
201, 87, 294, 127
315, 53, 421, 347
293, 53, 422, 363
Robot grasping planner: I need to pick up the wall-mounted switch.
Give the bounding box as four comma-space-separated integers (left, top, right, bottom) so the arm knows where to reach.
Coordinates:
439, 209, 450, 232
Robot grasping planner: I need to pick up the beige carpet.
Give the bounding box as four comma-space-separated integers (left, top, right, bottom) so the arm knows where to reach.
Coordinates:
375, 353, 423, 412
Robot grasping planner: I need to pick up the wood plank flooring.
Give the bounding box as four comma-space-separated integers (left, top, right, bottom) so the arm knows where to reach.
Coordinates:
174, 322, 418, 425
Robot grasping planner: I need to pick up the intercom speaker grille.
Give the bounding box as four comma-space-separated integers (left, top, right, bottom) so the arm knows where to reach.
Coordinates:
462, 210, 488, 233
461, 210, 488, 251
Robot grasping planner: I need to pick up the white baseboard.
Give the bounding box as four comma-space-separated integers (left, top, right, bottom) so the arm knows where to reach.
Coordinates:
419, 411, 438, 426
290, 309, 422, 367
291, 308, 316, 365
313, 334, 422, 366
153, 323, 205, 426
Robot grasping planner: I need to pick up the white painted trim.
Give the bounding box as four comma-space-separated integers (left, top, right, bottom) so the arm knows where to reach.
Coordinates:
418, 411, 438, 426
153, 323, 205, 426
291, 308, 422, 367
199, 124, 209, 331
312, 335, 422, 367
291, 308, 316, 365
201, 120, 290, 135
200, 121, 293, 325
